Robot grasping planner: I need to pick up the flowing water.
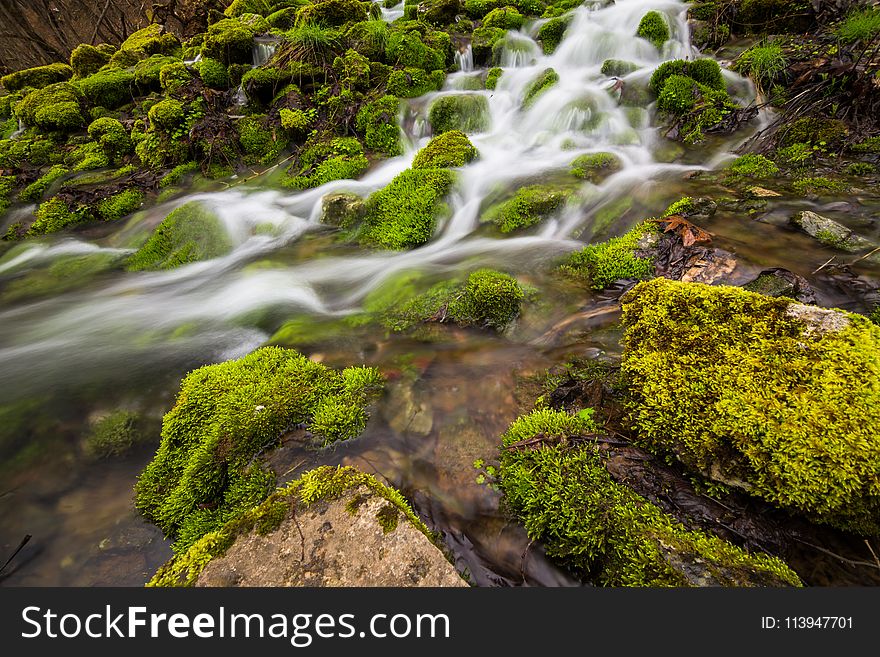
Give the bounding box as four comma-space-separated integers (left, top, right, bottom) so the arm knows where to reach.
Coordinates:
1, 1, 878, 586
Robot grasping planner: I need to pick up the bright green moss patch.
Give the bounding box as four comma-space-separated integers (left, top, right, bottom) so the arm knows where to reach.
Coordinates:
570, 152, 621, 183
148, 464, 428, 587
498, 408, 801, 586
127, 201, 232, 271
28, 197, 92, 235
198, 58, 230, 89
96, 189, 144, 222
386, 67, 445, 98
121, 24, 180, 55
70, 44, 113, 78
0, 175, 15, 215
225, 0, 272, 17
601, 59, 638, 77
18, 165, 69, 203
621, 278, 880, 534
412, 130, 478, 169
296, 0, 368, 26
238, 114, 288, 164
485, 67, 503, 90
360, 168, 455, 249
779, 117, 848, 148
561, 221, 657, 289
792, 176, 847, 195
428, 94, 490, 134
733, 43, 787, 94
201, 18, 259, 64
537, 17, 567, 54
75, 68, 137, 109
483, 6, 525, 29
1, 63, 73, 92
85, 410, 145, 459
649, 59, 725, 95
14, 83, 85, 132
636, 11, 670, 49
88, 117, 133, 160
725, 153, 779, 179
482, 185, 572, 232
356, 95, 402, 156
377, 268, 526, 331
135, 347, 384, 552
522, 68, 559, 109
284, 136, 369, 189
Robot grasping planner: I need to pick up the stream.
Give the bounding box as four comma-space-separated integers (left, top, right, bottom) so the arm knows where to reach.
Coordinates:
1, 0, 878, 586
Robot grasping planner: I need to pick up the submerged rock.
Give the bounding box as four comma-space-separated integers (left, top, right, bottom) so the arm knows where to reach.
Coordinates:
150, 465, 466, 587
790, 210, 878, 254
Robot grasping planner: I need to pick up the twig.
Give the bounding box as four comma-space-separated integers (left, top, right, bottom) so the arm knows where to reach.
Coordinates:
865, 539, 880, 571
849, 246, 880, 266
811, 256, 836, 274
91, 0, 113, 45
0, 534, 31, 576
793, 537, 880, 570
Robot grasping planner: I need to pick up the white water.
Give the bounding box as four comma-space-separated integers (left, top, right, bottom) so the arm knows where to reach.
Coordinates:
0, 0, 759, 397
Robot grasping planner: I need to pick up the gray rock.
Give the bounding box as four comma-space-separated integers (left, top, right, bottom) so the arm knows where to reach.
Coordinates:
321, 193, 366, 228
790, 210, 877, 253
195, 483, 467, 587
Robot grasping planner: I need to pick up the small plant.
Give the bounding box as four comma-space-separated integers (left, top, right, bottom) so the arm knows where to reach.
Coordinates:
725, 153, 779, 179
735, 42, 787, 94
836, 6, 880, 43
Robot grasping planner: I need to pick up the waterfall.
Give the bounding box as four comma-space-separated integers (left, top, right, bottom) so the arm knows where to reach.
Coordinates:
455, 44, 474, 73
252, 39, 278, 67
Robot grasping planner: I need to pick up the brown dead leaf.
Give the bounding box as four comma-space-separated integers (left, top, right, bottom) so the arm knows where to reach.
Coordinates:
651, 214, 713, 247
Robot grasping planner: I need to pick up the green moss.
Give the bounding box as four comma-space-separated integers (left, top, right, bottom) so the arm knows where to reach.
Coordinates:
18, 165, 68, 202
148, 463, 428, 587
160, 162, 200, 188
296, 0, 368, 26
85, 411, 145, 459
28, 197, 92, 235
1, 63, 73, 92
836, 6, 880, 42
355, 95, 402, 156
657, 75, 700, 114
134, 347, 383, 552
498, 408, 801, 586
127, 201, 233, 271
385, 30, 445, 70
284, 136, 369, 189
482, 184, 571, 233
160, 62, 192, 93
88, 117, 133, 160
107, 48, 147, 69
636, 11, 670, 49
483, 6, 524, 29
121, 24, 180, 55
69, 44, 113, 78
412, 130, 478, 169
14, 83, 85, 132
621, 278, 880, 534
360, 167, 455, 249
792, 176, 847, 195
537, 17, 567, 55
66, 141, 110, 171
0, 175, 15, 215
428, 94, 490, 134
733, 43, 786, 94
522, 68, 559, 109
279, 108, 311, 133
386, 67, 445, 98
75, 69, 137, 109
570, 152, 621, 183
238, 114, 287, 164
601, 59, 638, 77
847, 162, 874, 176
378, 268, 525, 331
561, 221, 656, 290
850, 136, 880, 154
725, 153, 779, 179
471, 27, 506, 65
485, 67, 503, 90
225, 0, 272, 17
375, 503, 400, 533
775, 142, 814, 166
202, 18, 259, 64
649, 59, 725, 95
197, 58, 230, 90
779, 117, 847, 148
96, 189, 144, 222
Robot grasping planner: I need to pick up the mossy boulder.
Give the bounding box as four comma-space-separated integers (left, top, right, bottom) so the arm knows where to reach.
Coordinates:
498, 408, 801, 586
14, 82, 86, 133
376, 268, 526, 331
385, 30, 446, 70
96, 189, 144, 222
601, 59, 639, 77
28, 197, 93, 235
70, 44, 113, 78
483, 6, 524, 29
284, 136, 369, 189
296, 0, 369, 26
75, 69, 137, 109
636, 10, 670, 49
428, 93, 490, 134
134, 347, 383, 551
88, 117, 133, 160
725, 153, 779, 179
386, 67, 445, 98
198, 58, 230, 89
237, 114, 288, 164
17, 165, 69, 203
411, 130, 477, 169
471, 27, 506, 65
321, 192, 367, 228
120, 24, 181, 56
127, 201, 233, 271
201, 18, 261, 64
485, 66, 502, 90
360, 168, 455, 249
148, 465, 463, 587
536, 17, 567, 54
570, 152, 622, 183
417, 0, 462, 25
522, 68, 558, 108
779, 117, 848, 148
621, 278, 880, 535
789, 210, 877, 253
225, 0, 272, 17
649, 59, 725, 95
482, 184, 572, 233
1, 63, 74, 92
134, 55, 182, 89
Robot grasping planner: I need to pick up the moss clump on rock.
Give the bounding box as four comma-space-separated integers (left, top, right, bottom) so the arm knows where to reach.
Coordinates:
14, 82, 85, 133
636, 11, 671, 49
135, 347, 383, 552
483, 6, 525, 29
127, 201, 233, 271
74, 68, 137, 109
386, 67, 445, 98
237, 114, 288, 164
522, 68, 558, 108
284, 136, 369, 189
197, 58, 230, 89
601, 59, 639, 77
498, 407, 801, 586
561, 221, 657, 289
471, 26, 506, 65
621, 278, 880, 535
296, 0, 369, 26
201, 18, 260, 64
120, 24, 180, 56
428, 94, 490, 134
28, 197, 92, 235
147, 464, 428, 587
537, 17, 567, 55
360, 168, 455, 249
725, 153, 779, 179
412, 130, 478, 169
96, 189, 144, 222
355, 95, 402, 156
1, 63, 74, 92
570, 152, 622, 183
649, 59, 725, 95
18, 165, 69, 203
88, 117, 133, 160
482, 185, 571, 233
225, 0, 272, 17
485, 66, 503, 90
378, 268, 525, 331
69, 44, 113, 78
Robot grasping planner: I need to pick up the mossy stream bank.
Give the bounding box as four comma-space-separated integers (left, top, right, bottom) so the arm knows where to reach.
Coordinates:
1, 0, 880, 586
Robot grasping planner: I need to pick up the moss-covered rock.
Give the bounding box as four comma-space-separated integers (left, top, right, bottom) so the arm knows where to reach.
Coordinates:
69, 44, 113, 78
636, 10, 670, 49
238, 114, 287, 164
621, 278, 880, 534
284, 136, 369, 189
471, 26, 506, 65
483, 6, 524, 29
498, 407, 801, 586
789, 210, 876, 252
522, 68, 558, 108
778, 116, 848, 148
385, 28, 447, 70
428, 93, 489, 134
386, 67, 445, 98
14, 82, 86, 133
120, 24, 181, 56
570, 152, 621, 183
360, 167, 455, 249
411, 130, 477, 169
1, 63, 74, 92
28, 196, 92, 235
88, 117, 133, 160
485, 66, 502, 90
649, 59, 725, 95
135, 347, 383, 551
482, 184, 571, 233
377, 268, 525, 331
134, 55, 181, 90
537, 17, 567, 55
201, 18, 260, 64
725, 153, 779, 179
75, 68, 137, 109
225, 0, 272, 17
601, 59, 638, 77
321, 192, 367, 228
18, 165, 69, 203
297, 0, 369, 26
96, 189, 144, 222
561, 221, 657, 289
127, 201, 233, 271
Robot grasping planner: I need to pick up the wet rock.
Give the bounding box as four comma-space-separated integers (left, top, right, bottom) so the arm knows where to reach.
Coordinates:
321, 192, 366, 228
790, 210, 878, 253
195, 482, 466, 587
383, 380, 433, 436
742, 268, 817, 304
785, 303, 851, 335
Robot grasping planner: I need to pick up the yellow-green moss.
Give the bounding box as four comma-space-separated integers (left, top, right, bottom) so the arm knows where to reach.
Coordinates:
14, 82, 85, 132
561, 221, 657, 289
482, 184, 572, 233
428, 94, 490, 134
621, 278, 880, 534
1, 63, 73, 92
411, 130, 478, 169
636, 11, 670, 49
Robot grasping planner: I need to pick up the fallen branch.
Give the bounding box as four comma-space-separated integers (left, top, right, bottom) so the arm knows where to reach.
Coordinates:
0, 534, 32, 576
